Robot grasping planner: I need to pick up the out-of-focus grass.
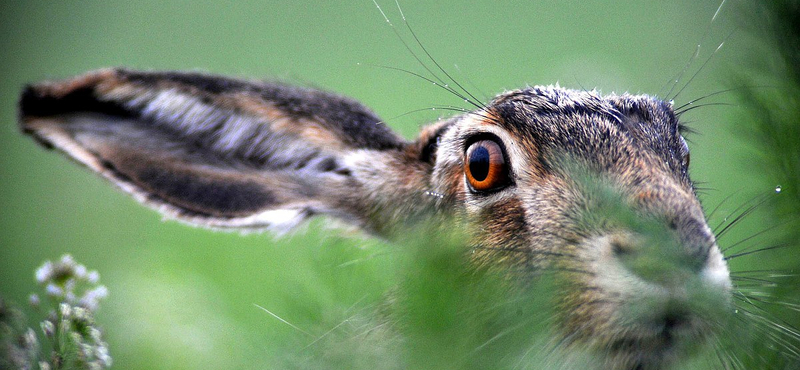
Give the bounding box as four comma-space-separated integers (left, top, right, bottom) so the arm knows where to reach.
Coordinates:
726, 0, 800, 368
268, 226, 558, 370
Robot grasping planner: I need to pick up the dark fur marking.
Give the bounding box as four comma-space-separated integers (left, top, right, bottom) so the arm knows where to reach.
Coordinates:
19, 86, 133, 120
316, 157, 338, 172
419, 124, 450, 164
135, 166, 275, 216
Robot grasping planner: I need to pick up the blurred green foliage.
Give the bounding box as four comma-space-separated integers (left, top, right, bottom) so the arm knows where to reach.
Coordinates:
0, 0, 796, 369
729, 0, 800, 368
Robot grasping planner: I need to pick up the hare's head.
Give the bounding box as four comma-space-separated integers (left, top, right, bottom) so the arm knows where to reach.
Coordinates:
20, 69, 731, 369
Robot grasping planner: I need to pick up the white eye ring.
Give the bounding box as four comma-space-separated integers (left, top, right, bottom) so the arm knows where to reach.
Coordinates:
679, 136, 690, 167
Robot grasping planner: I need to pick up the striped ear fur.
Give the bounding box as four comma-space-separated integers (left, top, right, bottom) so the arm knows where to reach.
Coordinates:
19, 68, 426, 233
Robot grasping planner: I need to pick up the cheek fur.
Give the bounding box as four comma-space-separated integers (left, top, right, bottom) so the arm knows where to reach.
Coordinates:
471, 197, 530, 266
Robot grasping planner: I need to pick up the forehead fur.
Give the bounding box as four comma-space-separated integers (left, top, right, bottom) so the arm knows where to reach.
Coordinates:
485, 85, 687, 179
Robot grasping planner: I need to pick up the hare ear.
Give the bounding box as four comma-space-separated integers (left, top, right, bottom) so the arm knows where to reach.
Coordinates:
19, 68, 437, 233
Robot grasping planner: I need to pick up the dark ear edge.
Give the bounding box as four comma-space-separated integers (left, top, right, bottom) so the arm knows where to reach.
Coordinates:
409, 118, 456, 165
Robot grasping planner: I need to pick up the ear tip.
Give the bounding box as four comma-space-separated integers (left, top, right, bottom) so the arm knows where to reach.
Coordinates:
18, 84, 45, 134
19, 84, 40, 117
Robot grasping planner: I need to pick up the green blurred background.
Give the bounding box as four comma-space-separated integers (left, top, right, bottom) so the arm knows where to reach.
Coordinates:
0, 0, 789, 369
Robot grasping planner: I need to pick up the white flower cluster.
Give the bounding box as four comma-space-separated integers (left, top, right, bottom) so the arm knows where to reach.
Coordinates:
33, 255, 107, 311
29, 255, 112, 370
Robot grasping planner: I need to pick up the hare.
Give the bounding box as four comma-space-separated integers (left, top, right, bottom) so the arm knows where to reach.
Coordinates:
19, 67, 731, 369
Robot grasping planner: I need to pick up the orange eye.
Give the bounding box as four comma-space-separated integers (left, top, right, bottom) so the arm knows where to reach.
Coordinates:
465, 139, 509, 192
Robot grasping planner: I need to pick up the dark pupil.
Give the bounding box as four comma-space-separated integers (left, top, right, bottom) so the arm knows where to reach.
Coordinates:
469, 146, 490, 181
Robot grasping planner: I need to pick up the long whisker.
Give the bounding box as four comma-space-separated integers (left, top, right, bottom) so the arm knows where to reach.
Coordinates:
675, 101, 736, 116
721, 221, 788, 253
359, 62, 473, 110
671, 28, 737, 102
674, 85, 776, 112
713, 193, 770, 239
662, 43, 701, 100
732, 300, 800, 359
454, 63, 491, 102
663, 0, 727, 99
371, 1, 483, 110
393, 0, 485, 110
724, 243, 793, 260
706, 190, 740, 222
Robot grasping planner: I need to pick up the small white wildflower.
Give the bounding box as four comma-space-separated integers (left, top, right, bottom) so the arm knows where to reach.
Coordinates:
65, 291, 77, 305
29, 293, 40, 307
79, 343, 94, 359
73, 307, 89, 322
59, 303, 72, 317
74, 264, 88, 279
35, 261, 53, 283
80, 286, 109, 311
70, 331, 83, 347
96, 345, 112, 366
41, 320, 56, 338
89, 327, 102, 342
23, 328, 39, 349
60, 254, 76, 266
30, 255, 113, 369
87, 270, 100, 284
46, 283, 63, 297
64, 278, 77, 292
58, 317, 71, 335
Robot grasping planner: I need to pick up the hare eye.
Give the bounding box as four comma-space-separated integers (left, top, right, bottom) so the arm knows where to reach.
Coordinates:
465, 139, 509, 192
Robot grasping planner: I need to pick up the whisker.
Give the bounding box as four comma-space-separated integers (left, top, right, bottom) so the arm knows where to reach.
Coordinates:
370, 1, 483, 110
736, 291, 800, 312
730, 269, 798, 278
671, 28, 737, 102
662, 43, 702, 100
301, 315, 355, 351
254, 303, 315, 337
454, 63, 491, 102
361, 62, 477, 110
675, 101, 736, 116
673, 85, 776, 112
661, 0, 727, 98
706, 190, 740, 222
733, 294, 800, 357
724, 243, 793, 260
393, 0, 485, 110
721, 221, 788, 253
713, 193, 770, 240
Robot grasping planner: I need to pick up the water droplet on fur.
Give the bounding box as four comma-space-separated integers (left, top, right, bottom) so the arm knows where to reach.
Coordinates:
775, 185, 782, 193
424, 190, 444, 199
